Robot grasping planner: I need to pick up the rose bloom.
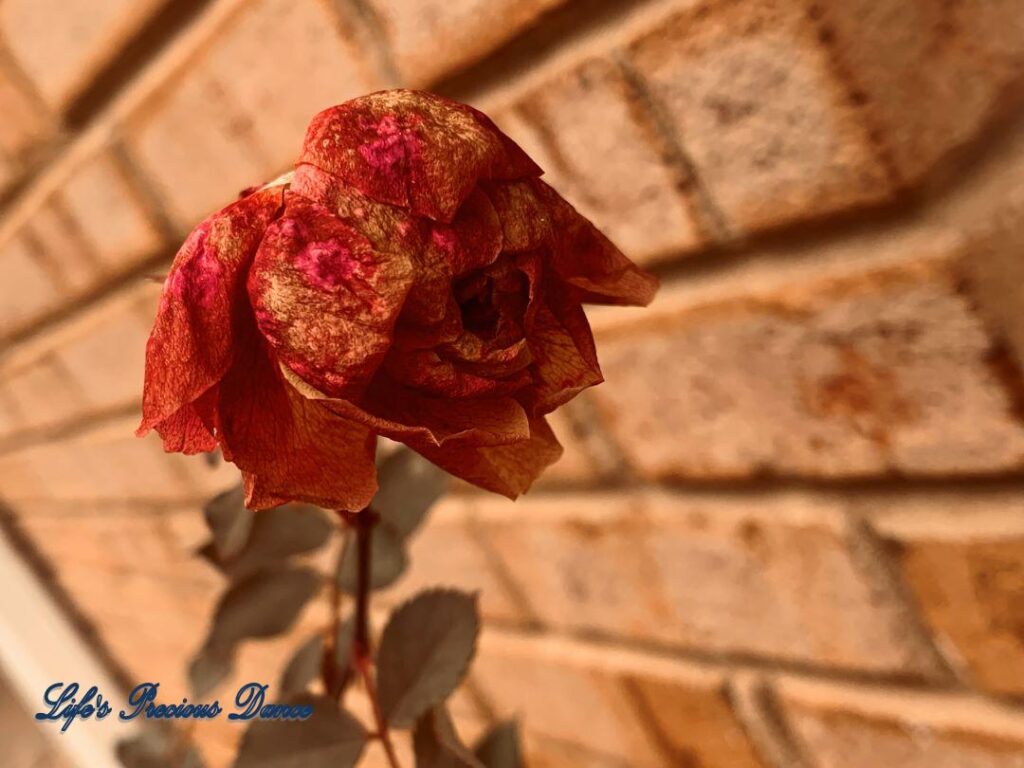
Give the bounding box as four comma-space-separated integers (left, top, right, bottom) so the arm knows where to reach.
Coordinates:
137, 90, 657, 510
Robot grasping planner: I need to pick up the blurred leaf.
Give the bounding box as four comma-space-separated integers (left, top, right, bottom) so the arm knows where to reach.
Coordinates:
414, 706, 485, 768
374, 449, 449, 540
203, 484, 252, 559
377, 589, 479, 728
330, 617, 356, 697
203, 505, 334, 580
473, 721, 524, 768
207, 567, 321, 653
117, 730, 205, 768
278, 633, 323, 699
277, 619, 355, 699
336, 521, 408, 594
188, 645, 234, 699
233, 694, 366, 768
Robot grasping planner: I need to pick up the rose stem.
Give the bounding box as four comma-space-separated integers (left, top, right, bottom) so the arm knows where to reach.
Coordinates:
351, 507, 401, 768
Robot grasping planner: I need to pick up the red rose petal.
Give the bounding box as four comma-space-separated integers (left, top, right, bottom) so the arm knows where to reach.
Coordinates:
152, 398, 217, 454
410, 416, 563, 498
282, 365, 529, 449
536, 180, 659, 307
483, 180, 553, 252
299, 90, 541, 222
525, 291, 603, 415
215, 333, 378, 511
137, 187, 284, 438
248, 193, 415, 400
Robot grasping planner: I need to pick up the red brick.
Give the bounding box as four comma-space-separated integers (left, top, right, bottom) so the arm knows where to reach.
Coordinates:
628, 0, 891, 234
777, 676, 1024, 768
125, 0, 382, 228
811, 0, 1024, 184
0, 0, 166, 109
0, 235, 63, 336
472, 490, 938, 675
871, 492, 1024, 696
472, 631, 766, 767
502, 56, 707, 266
365, 0, 568, 86
60, 149, 165, 272
589, 248, 1024, 480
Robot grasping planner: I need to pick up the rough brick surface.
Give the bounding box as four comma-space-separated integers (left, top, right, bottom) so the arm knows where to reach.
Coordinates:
778, 676, 1024, 768
590, 250, 1024, 480
125, 0, 382, 228
496, 55, 708, 265
366, 0, 567, 86
628, 0, 892, 234
0, 61, 55, 185
812, 0, 1024, 184
470, 490, 937, 675
870, 492, 1024, 696
0, 235, 63, 336
0, 0, 166, 109
473, 631, 766, 768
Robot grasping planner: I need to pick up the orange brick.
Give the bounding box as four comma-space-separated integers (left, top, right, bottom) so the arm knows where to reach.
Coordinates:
628, 0, 891, 234
0, 235, 62, 336
871, 492, 1024, 696
0, 0, 166, 109
22, 197, 103, 292
380, 497, 530, 625
504, 56, 707, 266
777, 676, 1024, 768
125, 0, 382, 228
366, 0, 568, 86
0, 62, 54, 164
472, 631, 766, 767
589, 250, 1024, 480
50, 284, 157, 410
2, 353, 89, 433
472, 490, 938, 676
811, 0, 1024, 184
60, 149, 165, 272
0, 418, 236, 502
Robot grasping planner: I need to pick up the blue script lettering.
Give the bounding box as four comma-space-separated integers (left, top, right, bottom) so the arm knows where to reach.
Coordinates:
35, 683, 112, 733
229, 683, 313, 721
120, 683, 222, 721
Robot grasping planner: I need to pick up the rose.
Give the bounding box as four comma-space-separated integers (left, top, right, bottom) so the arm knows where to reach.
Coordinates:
137, 90, 657, 510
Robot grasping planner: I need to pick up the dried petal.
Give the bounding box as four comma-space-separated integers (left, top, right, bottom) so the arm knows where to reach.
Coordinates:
410, 417, 563, 498
300, 90, 541, 222
214, 334, 378, 511
138, 188, 284, 437
248, 193, 415, 400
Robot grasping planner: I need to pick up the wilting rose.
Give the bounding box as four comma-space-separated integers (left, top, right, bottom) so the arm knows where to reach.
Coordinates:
137, 90, 657, 510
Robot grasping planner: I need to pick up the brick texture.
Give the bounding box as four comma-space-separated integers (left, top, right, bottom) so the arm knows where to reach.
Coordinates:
0, 0, 167, 110
366, 0, 568, 86
871, 492, 1024, 696
589, 249, 1024, 481
473, 631, 767, 768
778, 676, 1024, 768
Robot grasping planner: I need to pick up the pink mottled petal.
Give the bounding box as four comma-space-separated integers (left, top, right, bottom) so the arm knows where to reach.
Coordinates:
411, 417, 563, 499
248, 193, 415, 400
299, 90, 541, 222
138, 188, 284, 437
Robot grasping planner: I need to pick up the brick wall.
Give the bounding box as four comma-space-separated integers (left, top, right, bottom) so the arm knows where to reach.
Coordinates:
1, 0, 1023, 766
